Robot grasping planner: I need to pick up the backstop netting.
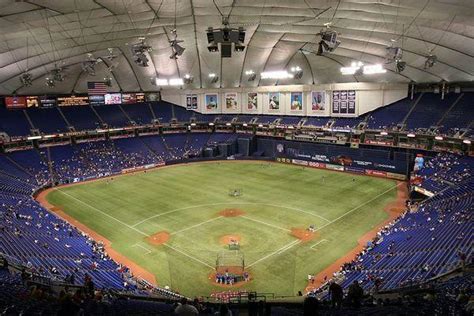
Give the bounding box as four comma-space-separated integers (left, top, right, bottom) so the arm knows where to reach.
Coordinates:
216, 250, 245, 275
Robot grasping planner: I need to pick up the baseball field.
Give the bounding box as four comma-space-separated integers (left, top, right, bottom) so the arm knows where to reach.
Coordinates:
42, 161, 404, 297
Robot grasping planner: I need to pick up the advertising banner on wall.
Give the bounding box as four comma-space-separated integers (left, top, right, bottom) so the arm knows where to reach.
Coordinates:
205, 94, 218, 111
290, 92, 303, 111
57, 95, 88, 106
225, 92, 238, 110
186, 94, 198, 110
311, 91, 325, 112
5, 96, 27, 109
89, 95, 105, 106
26, 96, 40, 107
268, 92, 280, 110
247, 92, 257, 111
40, 96, 58, 107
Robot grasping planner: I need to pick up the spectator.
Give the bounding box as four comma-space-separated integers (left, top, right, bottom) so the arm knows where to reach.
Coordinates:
175, 297, 199, 315
328, 281, 343, 309
347, 281, 364, 308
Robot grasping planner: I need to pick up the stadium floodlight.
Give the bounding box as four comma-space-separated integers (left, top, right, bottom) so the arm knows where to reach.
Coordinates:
463, 139, 471, 145
290, 66, 303, 79
169, 78, 184, 86
51, 65, 65, 82
103, 76, 113, 87
385, 44, 403, 64
169, 39, 185, 59
424, 54, 437, 69
208, 73, 219, 83
434, 136, 443, 141
242, 123, 248, 127
380, 131, 388, 136
341, 61, 363, 75
155, 78, 168, 86
206, 18, 246, 58
261, 71, 293, 79
45, 77, 55, 87
407, 133, 416, 138
245, 70, 256, 81
19, 72, 33, 86
363, 64, 387, 75
184, 74, 194, 84
316, 25, 340, 56
396, 61, 406, 73
131, 38, 152, 67
104, 48, 118, 61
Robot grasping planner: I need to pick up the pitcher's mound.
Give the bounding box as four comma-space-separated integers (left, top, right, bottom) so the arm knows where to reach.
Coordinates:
146, 231, 170, 246
291, 228, 318, 242
219, 208, 246, 217
220, 234, 242, 245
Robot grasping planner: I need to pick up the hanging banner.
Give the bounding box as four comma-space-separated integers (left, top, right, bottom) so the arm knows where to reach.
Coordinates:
225, 92, 238, 110
311, 91, 325, 112
268, 92, 280, 110
205, 93, 218, 111
290, 92, 303, 111
247, 92, 258, 111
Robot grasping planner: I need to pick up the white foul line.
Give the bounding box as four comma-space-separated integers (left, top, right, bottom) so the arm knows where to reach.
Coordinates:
56, 182, 400, 270
310, 239, 328, 249
240, 215, 291, 232
55, 189, 214, 269
56, 189, 149, 237
171, 216, 223, 236
132, 243, 152, 254
242, 183, 401, 267
313, 183, 402, 232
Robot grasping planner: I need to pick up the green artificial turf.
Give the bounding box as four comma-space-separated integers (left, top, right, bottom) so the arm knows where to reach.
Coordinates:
46, 161, 398, 297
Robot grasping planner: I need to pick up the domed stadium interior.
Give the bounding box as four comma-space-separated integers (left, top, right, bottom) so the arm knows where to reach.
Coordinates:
0, 0, 472, 315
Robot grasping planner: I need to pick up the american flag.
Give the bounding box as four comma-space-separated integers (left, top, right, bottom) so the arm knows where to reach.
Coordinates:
87, 81, 107, 95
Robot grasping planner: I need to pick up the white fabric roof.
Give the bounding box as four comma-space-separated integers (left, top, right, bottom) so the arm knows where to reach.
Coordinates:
0, 0, 473, 94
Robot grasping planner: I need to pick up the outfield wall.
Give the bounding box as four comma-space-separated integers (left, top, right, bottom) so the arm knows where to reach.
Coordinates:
255, 138, 409, 176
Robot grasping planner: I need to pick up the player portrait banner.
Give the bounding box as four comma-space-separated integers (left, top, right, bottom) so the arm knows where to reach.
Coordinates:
185, 94, 197, 110
247, 92, 257, 111
268, 92, 280, 110
290, 92, 303, 111
311, 91, 325, 112
225, 92, 238, 110
205, 93, 218, 111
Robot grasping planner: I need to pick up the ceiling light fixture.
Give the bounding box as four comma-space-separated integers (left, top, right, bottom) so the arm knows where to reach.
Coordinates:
363, 64, 387, 75
261, 71, 293, 79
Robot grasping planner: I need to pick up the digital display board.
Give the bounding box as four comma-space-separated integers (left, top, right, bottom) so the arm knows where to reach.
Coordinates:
121, 93, 137, 104
89, 95, 105, 106
145, 92, 161, 102
5, 96, 27, 109
26, 96, 40, 108
39, 95, 57, 107
136, 93, 145, 103
57, 95, 89, 106
105, 93, 122, 105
